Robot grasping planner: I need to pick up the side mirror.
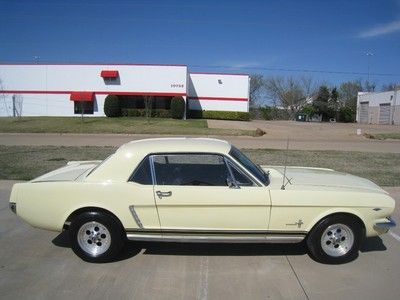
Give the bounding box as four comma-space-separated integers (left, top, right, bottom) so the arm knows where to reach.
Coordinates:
227, 177, 240, 189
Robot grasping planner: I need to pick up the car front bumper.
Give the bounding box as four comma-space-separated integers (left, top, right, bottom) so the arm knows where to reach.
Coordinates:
374, 217, 396, 232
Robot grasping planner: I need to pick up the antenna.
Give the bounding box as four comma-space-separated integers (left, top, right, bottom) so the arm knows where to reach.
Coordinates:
281, 138, 289, 190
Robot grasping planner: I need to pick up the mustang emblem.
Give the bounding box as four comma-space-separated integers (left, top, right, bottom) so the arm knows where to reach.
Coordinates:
286, 219, 304, 228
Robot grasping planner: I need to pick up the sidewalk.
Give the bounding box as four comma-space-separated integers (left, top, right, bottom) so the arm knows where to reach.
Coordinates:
1, 132, 400, 152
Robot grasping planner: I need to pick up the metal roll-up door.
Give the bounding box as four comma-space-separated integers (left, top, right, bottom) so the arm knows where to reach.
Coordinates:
379, 103, 391, 124
359, 102, 369, 124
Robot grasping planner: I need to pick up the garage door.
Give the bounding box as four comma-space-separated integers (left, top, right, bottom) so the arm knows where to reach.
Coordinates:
359, 102, 369, 124
379, 103, 391, 124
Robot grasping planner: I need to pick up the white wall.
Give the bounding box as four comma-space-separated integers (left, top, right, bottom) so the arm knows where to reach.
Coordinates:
188, 73, 249, 112
358, 91, 395, 106
0, 64, 187, 95
0, 64, 251, 116
0, 64, 187, 116
356, 90, 399, 125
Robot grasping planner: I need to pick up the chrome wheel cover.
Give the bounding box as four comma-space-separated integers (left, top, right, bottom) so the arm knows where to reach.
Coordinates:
77, 221, 111, 256
321, 223, 354, 257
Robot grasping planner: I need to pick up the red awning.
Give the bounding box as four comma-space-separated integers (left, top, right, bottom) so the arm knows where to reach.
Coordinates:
70, 92, 94, 102
100, 70, 119, 78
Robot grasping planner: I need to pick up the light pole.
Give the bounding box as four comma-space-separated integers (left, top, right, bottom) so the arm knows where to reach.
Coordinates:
366, 51, 374, 83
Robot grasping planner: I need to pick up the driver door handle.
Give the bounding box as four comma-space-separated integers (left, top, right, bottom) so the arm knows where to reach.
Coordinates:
156, 190, 172, 199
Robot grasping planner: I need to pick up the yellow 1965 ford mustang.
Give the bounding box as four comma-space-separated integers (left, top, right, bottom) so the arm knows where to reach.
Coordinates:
9, 138, 395, 264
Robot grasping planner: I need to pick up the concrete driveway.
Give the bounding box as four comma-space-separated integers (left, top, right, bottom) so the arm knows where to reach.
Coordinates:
1, 180, 399, 300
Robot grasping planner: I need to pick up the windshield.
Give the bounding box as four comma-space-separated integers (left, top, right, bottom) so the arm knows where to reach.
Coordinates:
229, 146, 269, 185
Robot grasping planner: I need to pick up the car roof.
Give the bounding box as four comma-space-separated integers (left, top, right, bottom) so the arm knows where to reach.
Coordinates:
116, 137, 232, 156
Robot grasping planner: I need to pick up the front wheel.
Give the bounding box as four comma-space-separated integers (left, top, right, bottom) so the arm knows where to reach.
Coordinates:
306, 215, 363, 264
69, 211, 125, 263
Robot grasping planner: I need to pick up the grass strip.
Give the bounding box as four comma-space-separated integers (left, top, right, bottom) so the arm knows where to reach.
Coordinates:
0, 117, 255, 136
1, 146, 399, 186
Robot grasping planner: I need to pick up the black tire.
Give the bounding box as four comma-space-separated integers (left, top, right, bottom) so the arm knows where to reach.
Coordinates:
306, 214, 363, 264
69, 211, 126, 263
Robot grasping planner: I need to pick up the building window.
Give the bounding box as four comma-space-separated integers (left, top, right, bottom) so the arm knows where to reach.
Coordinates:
104, 77, 118, 84
74, 101, 94, 114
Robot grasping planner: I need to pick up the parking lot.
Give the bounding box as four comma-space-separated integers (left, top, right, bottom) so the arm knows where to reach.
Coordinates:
1, 180, 399, 300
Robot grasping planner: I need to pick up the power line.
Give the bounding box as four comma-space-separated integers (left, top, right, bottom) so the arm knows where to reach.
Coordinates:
189, 64, 400, 77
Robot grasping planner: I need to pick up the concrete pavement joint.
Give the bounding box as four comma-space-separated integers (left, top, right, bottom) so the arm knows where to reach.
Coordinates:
285, 255, 309, 300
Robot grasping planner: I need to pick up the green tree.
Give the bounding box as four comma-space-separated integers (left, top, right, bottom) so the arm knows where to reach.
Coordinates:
312, 85, 332, 120
329, 87, 340, 120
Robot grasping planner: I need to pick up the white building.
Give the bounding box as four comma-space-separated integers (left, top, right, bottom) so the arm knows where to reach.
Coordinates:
357, 90, 399, 125
0, 63, 249, 117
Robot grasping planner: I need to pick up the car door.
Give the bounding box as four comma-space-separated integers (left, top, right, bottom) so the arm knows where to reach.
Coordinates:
151, 153, 270, 231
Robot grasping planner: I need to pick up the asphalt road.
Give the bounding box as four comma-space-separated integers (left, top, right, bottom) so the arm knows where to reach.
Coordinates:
1, 180, 399, 300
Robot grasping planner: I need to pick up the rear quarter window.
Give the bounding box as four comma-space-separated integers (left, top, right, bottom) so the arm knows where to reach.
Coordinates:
130, 157, 152, 185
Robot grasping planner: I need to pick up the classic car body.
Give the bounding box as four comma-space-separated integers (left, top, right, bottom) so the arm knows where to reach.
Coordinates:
9, 138, 396, 263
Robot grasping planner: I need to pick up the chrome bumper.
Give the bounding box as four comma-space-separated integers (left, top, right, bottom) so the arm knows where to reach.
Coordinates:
374, 217, 396, 231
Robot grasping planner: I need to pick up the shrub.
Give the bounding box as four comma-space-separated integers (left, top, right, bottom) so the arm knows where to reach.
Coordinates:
170, 96, 185, 119
259, 106, 273, 120
104, 95, 121, 117
249, 107, 263, 120
121, 108, 171, 118
338, 107, 355, 123
300, 104, 316, 117
188, 110, 250, 121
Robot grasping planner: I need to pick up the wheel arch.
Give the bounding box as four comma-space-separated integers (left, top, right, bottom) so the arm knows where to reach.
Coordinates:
63, 206, 124, 231
307, 210, 366, 238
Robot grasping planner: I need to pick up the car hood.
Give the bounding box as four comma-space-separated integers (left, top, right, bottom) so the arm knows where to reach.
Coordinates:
262, 165, 386, 193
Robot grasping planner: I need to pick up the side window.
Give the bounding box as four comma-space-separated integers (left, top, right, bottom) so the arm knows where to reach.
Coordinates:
227, 161, 254, 186
130, 157, 152, 185
153, 154, 229, 186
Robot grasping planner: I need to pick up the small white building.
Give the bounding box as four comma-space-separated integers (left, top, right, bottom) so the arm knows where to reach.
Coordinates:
357, 90, 399, 125
0, 63, 249, 117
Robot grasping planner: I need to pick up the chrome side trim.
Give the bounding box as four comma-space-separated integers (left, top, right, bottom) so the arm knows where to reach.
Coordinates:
126, 233, 305, 243
374, 217, 396, 230
128, 205, 143, 229
149, 155, 157, 185
125, 228, 308, 235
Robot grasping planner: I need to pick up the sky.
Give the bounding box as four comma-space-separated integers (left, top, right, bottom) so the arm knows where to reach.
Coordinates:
1, 0, 400, 88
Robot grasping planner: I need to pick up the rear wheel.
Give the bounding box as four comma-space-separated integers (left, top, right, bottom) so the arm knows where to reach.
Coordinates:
307, 215, 363, 264
69, 211, 125, 263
